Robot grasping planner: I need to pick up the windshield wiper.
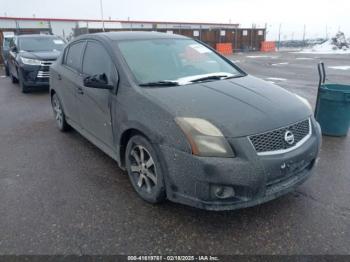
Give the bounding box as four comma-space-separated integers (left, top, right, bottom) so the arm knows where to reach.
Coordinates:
189, 74, 231, 83
189, 74, 245, 83
139, 80, 179, 87
223, 74, 245, 80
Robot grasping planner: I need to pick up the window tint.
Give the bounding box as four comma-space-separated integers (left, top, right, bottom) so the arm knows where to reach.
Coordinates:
65, 42, 85, 71
82, 41, 114, 83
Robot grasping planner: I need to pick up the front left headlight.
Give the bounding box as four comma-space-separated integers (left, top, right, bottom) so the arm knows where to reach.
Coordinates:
175, 117, 235, 157
21, 57, 42, 66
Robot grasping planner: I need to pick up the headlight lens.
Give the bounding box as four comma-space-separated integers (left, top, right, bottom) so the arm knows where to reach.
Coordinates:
21, 57, 42, 66
175, 117, 235, 157
295, 94, 312, 111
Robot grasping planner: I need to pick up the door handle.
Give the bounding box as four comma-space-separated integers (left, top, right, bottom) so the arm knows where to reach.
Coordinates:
77, 86, 84, 95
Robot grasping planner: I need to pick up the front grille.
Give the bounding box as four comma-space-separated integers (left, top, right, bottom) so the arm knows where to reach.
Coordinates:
40, 60, 54, 66
37, 60, 55, 78
249, 118, 311, 155
37, 71, 50, 78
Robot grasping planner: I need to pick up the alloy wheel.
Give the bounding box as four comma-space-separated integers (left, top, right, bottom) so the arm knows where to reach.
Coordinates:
129, 145, 157, 193
52, 95, 63, 129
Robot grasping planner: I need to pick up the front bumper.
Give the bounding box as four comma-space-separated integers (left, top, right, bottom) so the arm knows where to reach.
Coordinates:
19, 65, 50, 87
159, 118, 321, 211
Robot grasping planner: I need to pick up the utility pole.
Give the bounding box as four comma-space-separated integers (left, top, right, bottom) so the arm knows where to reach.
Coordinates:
302, 24, 306, 44
325, 25, 328, 40
99, 0, 105, 32
278, 23, 281, 50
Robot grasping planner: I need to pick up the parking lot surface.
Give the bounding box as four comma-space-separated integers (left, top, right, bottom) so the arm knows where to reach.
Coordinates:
0, 51, 349, 255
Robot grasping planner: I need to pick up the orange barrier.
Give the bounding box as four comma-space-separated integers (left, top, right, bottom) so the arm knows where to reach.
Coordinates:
261, 41, 276, 52
216, 43, 233, 55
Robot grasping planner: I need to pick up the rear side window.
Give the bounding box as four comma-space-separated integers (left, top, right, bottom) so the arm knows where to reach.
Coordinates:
82, 41, 114, 82
65, 42, 85, 71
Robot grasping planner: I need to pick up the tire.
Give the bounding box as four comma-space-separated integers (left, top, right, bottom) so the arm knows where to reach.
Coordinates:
125, 135, 166, 204
18, 72, 29, 93
5, 65, 9, 77
11, 73, 18, 84
51, 93, 70, 132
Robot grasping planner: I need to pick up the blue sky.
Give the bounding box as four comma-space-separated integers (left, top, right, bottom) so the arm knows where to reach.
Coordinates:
1, 0, 349, 40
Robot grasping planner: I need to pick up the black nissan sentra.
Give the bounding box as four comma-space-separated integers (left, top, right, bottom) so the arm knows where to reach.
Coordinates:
50, 32, 321, 210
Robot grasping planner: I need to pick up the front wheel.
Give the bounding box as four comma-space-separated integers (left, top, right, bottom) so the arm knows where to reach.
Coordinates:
10, 73, 18, 84
51, 93, 70, 132
18, 72, 29, 93
125, 135, 166, 204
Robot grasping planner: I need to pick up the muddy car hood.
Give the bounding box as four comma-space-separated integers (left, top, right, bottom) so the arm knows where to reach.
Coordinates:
19, 50, 61, 61
143, 75, 312, 138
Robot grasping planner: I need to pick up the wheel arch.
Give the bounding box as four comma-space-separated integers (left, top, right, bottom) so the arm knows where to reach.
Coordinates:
119, 128, 151, 168
50, 88, 56, 98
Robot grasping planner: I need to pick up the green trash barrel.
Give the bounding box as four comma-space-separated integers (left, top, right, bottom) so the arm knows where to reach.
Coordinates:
315, 84, 350, 136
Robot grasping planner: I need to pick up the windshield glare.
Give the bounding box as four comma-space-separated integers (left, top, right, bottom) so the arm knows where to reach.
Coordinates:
19, 37, 65, 52
117, 39, 241, 85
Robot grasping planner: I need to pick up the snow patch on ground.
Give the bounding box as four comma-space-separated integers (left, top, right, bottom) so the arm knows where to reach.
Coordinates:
272, 62, 289, 66
246, 55, 279, 59
328, 66, 350, 70
266, 77, 287, 81
231, 60, 240, 63
296, 39, 350, 54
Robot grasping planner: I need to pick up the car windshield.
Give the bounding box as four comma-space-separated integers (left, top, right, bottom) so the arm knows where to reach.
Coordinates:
19, 36, 65, 52
116, 38, 243, 86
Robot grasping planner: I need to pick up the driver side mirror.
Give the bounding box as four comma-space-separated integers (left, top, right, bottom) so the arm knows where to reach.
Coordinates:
83, 73, 113, 90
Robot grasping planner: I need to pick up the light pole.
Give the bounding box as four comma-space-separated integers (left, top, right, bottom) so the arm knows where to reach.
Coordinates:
100, 0, 105, 32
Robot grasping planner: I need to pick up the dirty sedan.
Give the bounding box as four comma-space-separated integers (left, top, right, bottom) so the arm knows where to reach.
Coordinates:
49, 32, 321, 210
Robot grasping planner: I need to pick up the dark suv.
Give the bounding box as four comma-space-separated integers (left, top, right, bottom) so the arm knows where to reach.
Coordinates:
8, 34, 65, 93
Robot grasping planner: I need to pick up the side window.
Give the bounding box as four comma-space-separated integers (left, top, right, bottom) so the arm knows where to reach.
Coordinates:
9, 38, 15, 49
82, 41, 114, 83
65, 42, 85, 71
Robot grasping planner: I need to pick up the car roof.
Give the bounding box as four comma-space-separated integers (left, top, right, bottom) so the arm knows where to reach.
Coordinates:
16, 34, 58, 38
75, 31, 189, 42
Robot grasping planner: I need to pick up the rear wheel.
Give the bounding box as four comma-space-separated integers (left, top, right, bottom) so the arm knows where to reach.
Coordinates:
125, 135, 166, 204
51, 93, 70, 132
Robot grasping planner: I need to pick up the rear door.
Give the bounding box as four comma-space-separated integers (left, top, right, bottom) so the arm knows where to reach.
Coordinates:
77, 40, 117, 148
59, 41, 86, 126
